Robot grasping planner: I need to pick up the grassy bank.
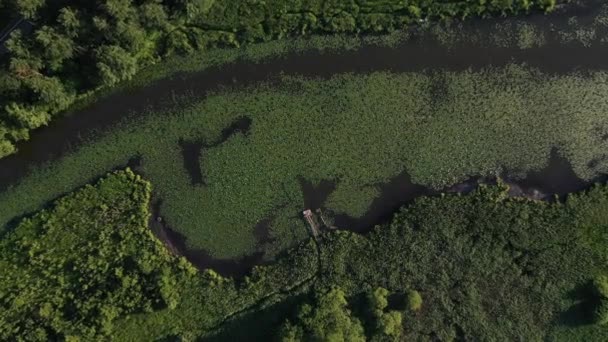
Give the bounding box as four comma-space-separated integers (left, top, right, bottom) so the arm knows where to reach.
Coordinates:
2, 65, 608, 259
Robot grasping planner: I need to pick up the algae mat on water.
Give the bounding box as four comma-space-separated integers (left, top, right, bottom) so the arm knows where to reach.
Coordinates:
2, 64, 608, 259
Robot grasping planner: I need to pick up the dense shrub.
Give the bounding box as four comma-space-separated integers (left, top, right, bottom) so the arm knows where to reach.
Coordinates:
593, 275, 608, 299
314, 183, 608, 340
0, 169, 319, 340
406, 290, 423, 312
278, 287, 366, 342
2, 172, 608, 340
0, 169, 190, 340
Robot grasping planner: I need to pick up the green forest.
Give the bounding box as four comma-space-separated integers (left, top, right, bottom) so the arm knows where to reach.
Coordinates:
1, 170, 607, 340
0, 0, 559, 158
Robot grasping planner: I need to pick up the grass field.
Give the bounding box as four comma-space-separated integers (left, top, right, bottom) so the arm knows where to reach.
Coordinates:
2, 65, 608, 259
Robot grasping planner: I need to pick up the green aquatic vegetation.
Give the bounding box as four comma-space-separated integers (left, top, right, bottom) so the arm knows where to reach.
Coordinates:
516, 22, 546, 49
3, 65, 608, 259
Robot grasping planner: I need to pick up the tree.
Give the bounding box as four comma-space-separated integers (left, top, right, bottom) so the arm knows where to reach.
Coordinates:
279, 287, 365, 342
34, 26, 75, 71
368, 287, 390, 317
95, 45, 137, 86
4, 102, 49, 129
595, 300, 608, 325
593, 275, 608, 299
407, 290, 423, 312
592, 275, 608, 325
141, 2, 170, 29
376, 311, 403, 338
57, 8, 81, 38
367, 288, 404, 341
0, 125, 16, 158
14, 0, 45, 18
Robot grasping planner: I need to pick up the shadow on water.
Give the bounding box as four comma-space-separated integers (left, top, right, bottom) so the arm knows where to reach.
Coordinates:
1, 1, 608, 276
179, 140, 205, 185
152, 146, 608, 275
332, 172, 433, 233
149, 200, 268, 278
253, 217, 273, 245
305, 149, 608, 234
503, 149, 608, 201
180, 117, 252, 185
1, 0, 607, 192
299, 178, 336, 209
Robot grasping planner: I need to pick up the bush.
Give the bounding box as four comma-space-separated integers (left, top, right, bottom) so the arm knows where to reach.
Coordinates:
593, 275, 608, 299
595, 300, 608, 325
407, 290, 423, 312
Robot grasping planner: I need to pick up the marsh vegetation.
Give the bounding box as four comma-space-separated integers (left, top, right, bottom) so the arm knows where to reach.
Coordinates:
3, 65, 608, 260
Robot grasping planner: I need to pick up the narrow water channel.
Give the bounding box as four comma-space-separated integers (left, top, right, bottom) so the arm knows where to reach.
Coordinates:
0, 0, 606, 191
1, 0, 607, 276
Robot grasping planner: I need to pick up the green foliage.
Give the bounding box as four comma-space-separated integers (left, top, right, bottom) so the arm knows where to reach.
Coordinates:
406, 290, 423, 312
315, 184, 608, 340
595, 300, 608, 325
95, 45, 138, 86
0, 169, 190, 340
3, 173, 608, 340
367, 287, 404, 341
592, 275, 608, 326
14, 0, 45, 18
368, 287, 390, 317
0, 169, 319, 340
593, 275, 608, 299
279, 287, 366, 342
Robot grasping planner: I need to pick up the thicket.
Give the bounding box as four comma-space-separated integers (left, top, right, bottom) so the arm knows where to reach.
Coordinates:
0, 0, 560, 159
0, 169, 192, 340
593, 275, 608, 325
0, 169, 319, 340
278, 287, 403, 342
309, 183, 608, 341
3, 66, 608, 259
3, 170, 608, 340
105, 179, 608, 340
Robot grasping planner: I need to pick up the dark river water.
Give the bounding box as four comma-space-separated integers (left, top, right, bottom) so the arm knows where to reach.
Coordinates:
0, 0, 607, 276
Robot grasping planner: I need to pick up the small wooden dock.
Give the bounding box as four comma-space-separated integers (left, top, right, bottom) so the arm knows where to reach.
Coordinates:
302, 209, 321, 238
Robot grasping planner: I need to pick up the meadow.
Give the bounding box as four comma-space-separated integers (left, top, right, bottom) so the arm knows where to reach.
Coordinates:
2, 65, 608, 259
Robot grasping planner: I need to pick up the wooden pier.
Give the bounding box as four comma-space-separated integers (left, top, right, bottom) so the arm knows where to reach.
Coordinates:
302, 209, 321, 238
